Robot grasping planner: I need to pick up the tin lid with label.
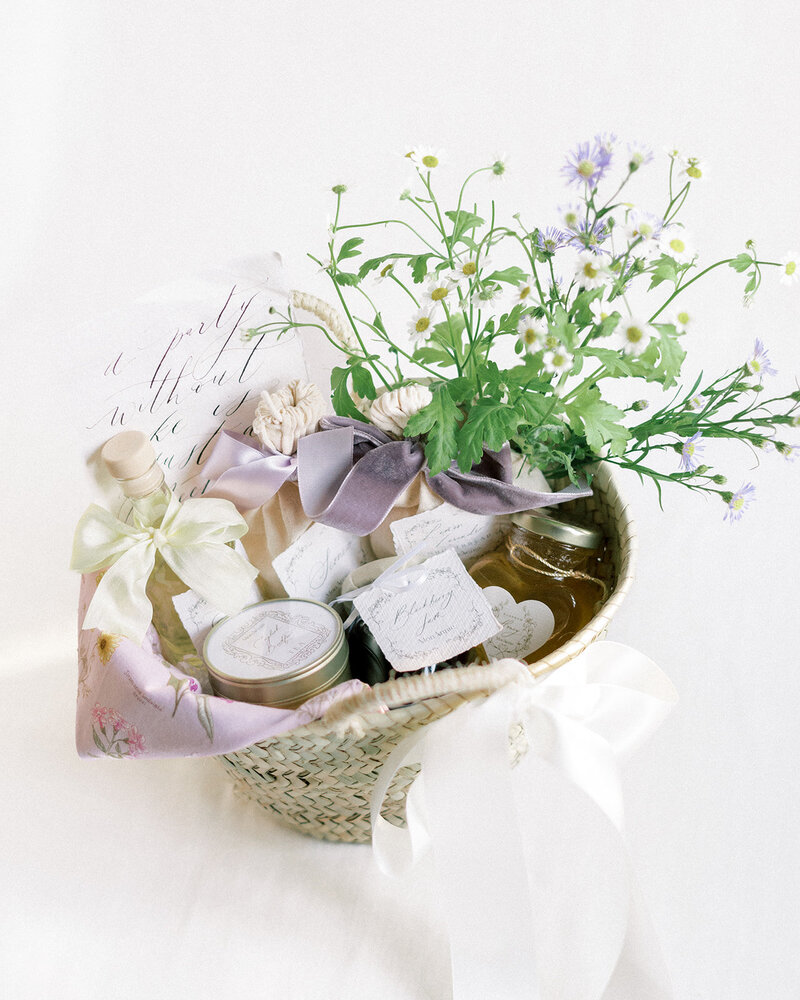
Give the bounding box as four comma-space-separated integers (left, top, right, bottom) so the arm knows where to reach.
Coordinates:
203, 599, 350, 709
509, 510, 603, 549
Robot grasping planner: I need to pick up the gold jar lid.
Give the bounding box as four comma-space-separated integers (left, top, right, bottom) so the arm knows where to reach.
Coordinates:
509, 510, 603, 549
203, 599, 350, 709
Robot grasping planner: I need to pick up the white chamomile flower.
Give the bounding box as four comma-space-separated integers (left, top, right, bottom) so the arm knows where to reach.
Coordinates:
670, 309, 691, 334
574, 251, 611, 290
560, 203, 583, 231
779, 250, 799, 286
424, 275, 456, 306
512, 278, 536, 304
659, 227, 697, 265
589, 298, 611, 325
686, 393, 703, 411
541, 346, 575, 376
408, 307, 435, 344
449, 255, 491, 284
617, 316, 652, 356
375, 261, 396, 282
620, 210, 663, 258
679, 155, 707, 181
406, 146, 443, 170
468, 284, 503, 310
517, 315, 548, 352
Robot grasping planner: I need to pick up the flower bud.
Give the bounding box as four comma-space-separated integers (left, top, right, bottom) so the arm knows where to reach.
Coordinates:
632, 399, 649, 411
331, 184, 348, 195
694, 464, 709, 474
720, 491, 733, 504
713, 474, 727, 485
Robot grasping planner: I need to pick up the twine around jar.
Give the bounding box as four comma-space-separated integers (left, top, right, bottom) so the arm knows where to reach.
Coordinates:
505, 536, 609, 602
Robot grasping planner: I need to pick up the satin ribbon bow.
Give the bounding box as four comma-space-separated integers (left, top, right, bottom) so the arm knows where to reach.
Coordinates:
371, 641, 677, 1000
202, 430, 297, 511
71, 493, 258, 642
297, 416, 593, 536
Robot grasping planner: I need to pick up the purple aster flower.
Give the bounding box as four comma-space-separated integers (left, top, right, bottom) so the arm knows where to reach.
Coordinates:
561, 138, 613, 189
535, 226, 570, 253
679, 431, 704, 471
724, 482, 756, 522
568, 219, 611, 255
746, 339, 777, 379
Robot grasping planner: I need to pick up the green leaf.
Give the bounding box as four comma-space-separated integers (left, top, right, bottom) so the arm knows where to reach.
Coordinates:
729, 253, 753, 273
430, 313, 466, 357
566, 388, 630, 457
550, 304, 577, 350
744, 273, 757, 294
412, 346, 457, 367
444, 209, 485, 243
581, 347, 641, 377
446, 376, 477, 404
332, 271, 360, 286
337, 237, 364, 261
358, 256, 387, 280
485, 266, 528, 286
349, 363, 377, 401
455, 400, 520, 471
652, 325, 686, 388
196, 695, 214, 743
331, 366, 368, 420
409, 253, 434, 283
647, 254, 679, 290
404, 385, 462, 475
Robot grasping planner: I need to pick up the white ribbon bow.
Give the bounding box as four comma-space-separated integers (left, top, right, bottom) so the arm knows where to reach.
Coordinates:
71, 493, 258, 641
371, 641, 678, 1000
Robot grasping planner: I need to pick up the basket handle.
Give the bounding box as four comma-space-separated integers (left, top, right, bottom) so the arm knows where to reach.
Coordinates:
321, 658, 532, 732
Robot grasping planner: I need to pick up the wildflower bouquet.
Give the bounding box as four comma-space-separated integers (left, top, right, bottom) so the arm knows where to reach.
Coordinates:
250, 137, 799, 520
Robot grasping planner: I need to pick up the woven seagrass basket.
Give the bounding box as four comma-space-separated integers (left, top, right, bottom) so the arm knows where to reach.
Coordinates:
216, 461, 636, 843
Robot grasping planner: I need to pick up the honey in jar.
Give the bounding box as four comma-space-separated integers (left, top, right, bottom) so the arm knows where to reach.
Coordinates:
468, 510, 606, 663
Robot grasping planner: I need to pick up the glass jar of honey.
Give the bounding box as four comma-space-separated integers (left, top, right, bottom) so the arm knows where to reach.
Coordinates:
468, 510, 606, 663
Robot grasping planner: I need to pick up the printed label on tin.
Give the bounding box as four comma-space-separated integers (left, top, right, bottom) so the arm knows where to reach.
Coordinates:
353, 549, 500, 672
206, 602, 340, 680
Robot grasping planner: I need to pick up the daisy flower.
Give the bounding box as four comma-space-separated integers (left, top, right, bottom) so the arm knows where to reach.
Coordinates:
517, 315, 548, 352
746, 338, 777, 379
408, 307, 434, 344
468, 285, 503, 310
679, 431, 704, 471
659, 227, 697, 264
406, 147, 443, 171
776, 442, 800, 461
568, 219, 611, 255
685, 393, 703, 411
779, 251, 799, 286
424, 275, 456, 306
619, 210, 663, 257
541, 346, 575, 376
449, 255, 491, 284
589, 298, 612, 326
375, 261, 395, 282
561, 138, 613, 189
535, 227, 570, 253
559, 204, 584, 231
724, 482, 756, 522
512, 279, 536, 304
627, 143, 653, 171
574, 252, 611, 290
617, 316, 652, 356
671, 309, 691, 334
679, 155, 707, 181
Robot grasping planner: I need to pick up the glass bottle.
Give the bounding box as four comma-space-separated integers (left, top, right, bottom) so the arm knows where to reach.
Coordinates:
100, 431, 198, 669
468, 510, 605, 663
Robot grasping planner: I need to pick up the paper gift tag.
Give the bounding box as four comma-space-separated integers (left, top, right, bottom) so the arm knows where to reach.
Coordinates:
271, 521, 374, 604
480, 586, 555, 661
390, 503, 506, 565
353, 549, 501, 672
172, 540, 263, 655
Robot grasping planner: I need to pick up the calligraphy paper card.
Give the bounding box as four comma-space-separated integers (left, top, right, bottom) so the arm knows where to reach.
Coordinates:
271, 522, 374, 604
353, 549, 500, 672
390, 502, 506, 566
79, 254, 307, 500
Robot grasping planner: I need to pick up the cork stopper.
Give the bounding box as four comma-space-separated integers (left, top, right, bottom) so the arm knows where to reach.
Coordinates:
101, 431, 164, 498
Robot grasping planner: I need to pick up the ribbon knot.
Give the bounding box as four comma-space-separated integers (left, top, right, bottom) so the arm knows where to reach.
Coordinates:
71, 493, 259, 642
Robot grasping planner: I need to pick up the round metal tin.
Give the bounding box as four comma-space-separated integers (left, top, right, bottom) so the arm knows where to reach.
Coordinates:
203, 599, 351, 709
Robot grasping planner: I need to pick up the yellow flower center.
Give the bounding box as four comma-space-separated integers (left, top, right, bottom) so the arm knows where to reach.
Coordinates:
380, 263, 394, 277
422, 155, 439, 168
524, 328, 537, 345
686, 160, 702, 179
669, 237, 686, 254
462, 261, 477, 276
415, 317, 430, 333
431, 286, 448, 301
639, 222, 654, 238
677, 311, 689, 325
685, 442, 695, 457
732, 496, 745, 511
552, 354, 566, 367
786, 261, 797, 276
519, 285, 531, 299
577, 159, 595, 179
545, 334, 558, 349
626, 325, 644, 343
565, 211, 578, 227
582, 262, 599, 279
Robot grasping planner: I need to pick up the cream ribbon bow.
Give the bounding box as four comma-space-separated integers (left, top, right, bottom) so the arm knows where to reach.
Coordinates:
371, 641, 678, 1000
71, 493, 258, 642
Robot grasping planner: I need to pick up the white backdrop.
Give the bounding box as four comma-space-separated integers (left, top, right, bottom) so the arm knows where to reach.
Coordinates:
4, 2, 800, 998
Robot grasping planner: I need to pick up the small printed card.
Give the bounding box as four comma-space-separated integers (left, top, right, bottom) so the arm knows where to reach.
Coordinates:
353, 548, 501, 672
173, 542, 263, 655
390, 503, 506, 566
480, 586, 555, 662
271, 521, 374, 604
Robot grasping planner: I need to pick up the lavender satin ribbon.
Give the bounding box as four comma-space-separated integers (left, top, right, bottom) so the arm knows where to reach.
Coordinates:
296, 416, 592, 536
202, 431, 297, 511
